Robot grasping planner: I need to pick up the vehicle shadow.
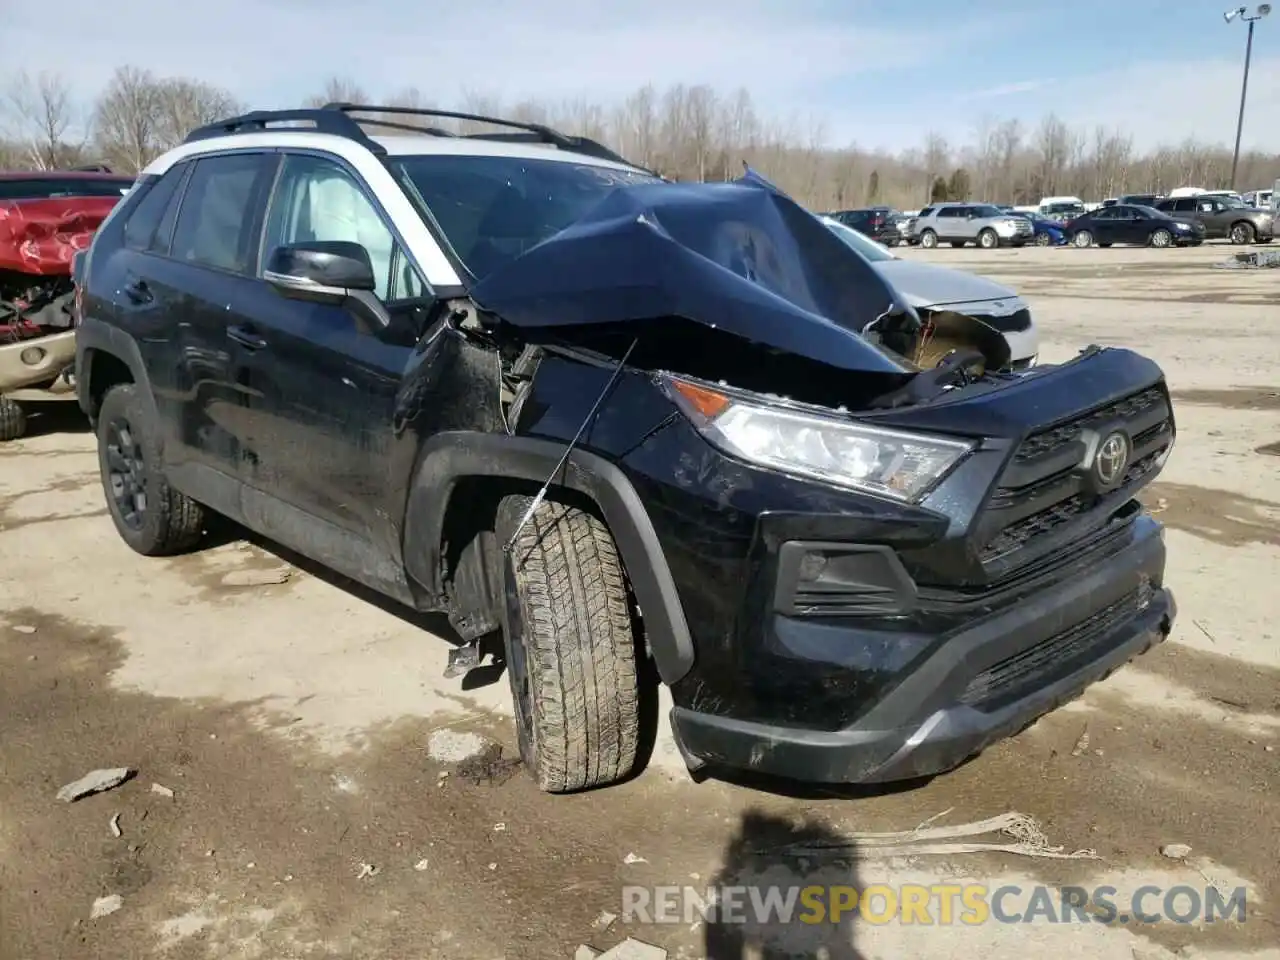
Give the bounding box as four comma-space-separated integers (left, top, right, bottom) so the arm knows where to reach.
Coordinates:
698, 767, 938, 803
12, 400, 91, 439
705, 808, 868, 959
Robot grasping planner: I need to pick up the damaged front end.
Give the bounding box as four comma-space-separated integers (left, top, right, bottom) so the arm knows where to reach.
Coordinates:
439, 168, 1174, 784
469, 168, 1012, 412
1, 196, 116, 437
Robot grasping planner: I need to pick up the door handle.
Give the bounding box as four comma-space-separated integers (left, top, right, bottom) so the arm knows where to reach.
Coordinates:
123, 278, 152, 304
227, 324, 267, 350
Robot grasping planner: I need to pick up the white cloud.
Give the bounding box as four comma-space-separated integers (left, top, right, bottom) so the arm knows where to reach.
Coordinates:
958, 80, 1056, 101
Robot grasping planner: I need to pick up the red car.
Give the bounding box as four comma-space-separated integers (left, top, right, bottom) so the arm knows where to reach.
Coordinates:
1, 169, 134, 440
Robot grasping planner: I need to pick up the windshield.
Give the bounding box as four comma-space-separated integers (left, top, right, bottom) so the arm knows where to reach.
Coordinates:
1045, 203, 1084, 214
821, 217, 896, 261
1218, 197, 1248, 209
392, 155, 663, 280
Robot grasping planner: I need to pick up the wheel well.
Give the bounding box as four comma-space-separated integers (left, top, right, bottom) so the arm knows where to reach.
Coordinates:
85, 350, 133, 418
1231, 219, 1254, 232
437, 475, 613, 640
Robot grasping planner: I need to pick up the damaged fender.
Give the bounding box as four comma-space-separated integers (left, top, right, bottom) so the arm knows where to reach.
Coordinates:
402, 431, 696, 685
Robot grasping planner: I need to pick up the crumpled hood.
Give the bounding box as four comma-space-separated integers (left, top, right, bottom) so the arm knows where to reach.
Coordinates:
470, 170, 917, 375
873, 258, 1019, 309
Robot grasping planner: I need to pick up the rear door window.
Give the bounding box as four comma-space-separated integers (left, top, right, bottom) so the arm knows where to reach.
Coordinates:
170, 153, 274, 274
123, 163, 190, 252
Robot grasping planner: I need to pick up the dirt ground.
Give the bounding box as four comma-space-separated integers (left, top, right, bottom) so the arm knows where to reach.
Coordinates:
1, 241, 1278, 960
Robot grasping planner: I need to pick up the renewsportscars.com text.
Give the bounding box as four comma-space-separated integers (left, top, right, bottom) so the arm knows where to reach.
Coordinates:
622, 883, 1248, 926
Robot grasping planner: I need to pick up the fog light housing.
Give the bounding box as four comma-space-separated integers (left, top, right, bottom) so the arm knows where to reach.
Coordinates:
20, 346, 46, 365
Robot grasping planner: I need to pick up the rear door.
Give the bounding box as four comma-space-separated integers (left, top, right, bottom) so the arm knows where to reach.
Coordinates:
935, 206, 962, 240
235, 150, 433, 579
1197, 197, 1229, 237
160, 151, 280, 504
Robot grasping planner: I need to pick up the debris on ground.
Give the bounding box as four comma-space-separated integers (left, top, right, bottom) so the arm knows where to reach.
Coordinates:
623, 852, 648, 864
574, 947, 602, 960
1070, 728, 1091, 757
453, 743, 522, 786
150, 782, 175, 799
1162, 843, 1193, 860
89, 895, 122, 919
12, 624, 36, 634
592, 910, 617, 932
413, 858, 430, 872
493, 822, 506, 832
594, 938, 667, 959
1214, 250, 1280, 269
56, 767, 135, 802
108, 813, 121, 838
765, 811, 1100, 860
427, 729, 488, 764
220, 567, 293, 587
356, 863, 379, 880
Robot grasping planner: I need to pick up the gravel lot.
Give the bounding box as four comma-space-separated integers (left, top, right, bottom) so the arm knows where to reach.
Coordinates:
1, 241, 1277, 960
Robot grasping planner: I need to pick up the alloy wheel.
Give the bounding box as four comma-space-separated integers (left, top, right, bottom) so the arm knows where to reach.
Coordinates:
104, 418, 147, 530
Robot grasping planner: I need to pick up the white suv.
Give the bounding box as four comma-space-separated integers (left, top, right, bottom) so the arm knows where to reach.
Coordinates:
911, 203, 1034, 249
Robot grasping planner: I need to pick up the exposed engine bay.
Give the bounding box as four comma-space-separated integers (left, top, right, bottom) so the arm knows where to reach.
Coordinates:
462, 168, 1026, 416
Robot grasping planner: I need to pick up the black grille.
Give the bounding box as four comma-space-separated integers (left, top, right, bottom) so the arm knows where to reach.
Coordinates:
978, 386, 1173, 567
1014, 387, 1164, 462
959, 585, 1150, 710
969, 307, 1032, 333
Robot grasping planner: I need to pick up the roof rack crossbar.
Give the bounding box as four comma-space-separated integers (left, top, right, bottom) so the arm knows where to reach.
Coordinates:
182, 108, 388, 155
324, 102, 576, 148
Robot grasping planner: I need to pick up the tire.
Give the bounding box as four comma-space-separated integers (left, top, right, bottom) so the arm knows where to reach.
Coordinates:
0, 396, 25, 442
1150, 229, 1172, 248
919, 230, 938, 249
1034, 233, 1051, 247
1230, 221, 1255, 245
96, 383, 206, 556
496, 495, 640, 793
1073, 230, 1094, 248
978, 229, 999, 249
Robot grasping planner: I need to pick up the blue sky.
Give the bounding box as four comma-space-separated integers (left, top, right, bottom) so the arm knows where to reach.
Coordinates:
4, 0, 1278, 157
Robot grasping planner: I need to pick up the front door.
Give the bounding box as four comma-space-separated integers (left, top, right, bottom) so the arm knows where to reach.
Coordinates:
235, 152, 433, 593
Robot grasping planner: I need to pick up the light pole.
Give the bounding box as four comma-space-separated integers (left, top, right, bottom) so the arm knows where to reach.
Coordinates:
1224, 4, 1271, 191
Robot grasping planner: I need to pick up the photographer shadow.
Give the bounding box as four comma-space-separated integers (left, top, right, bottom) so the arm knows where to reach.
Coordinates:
705, 809, 868, 959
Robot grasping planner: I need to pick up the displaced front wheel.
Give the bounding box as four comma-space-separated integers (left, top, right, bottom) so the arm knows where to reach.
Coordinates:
96, 384, 207, 556
0, 396, 26, 442
496, 495, 640, 793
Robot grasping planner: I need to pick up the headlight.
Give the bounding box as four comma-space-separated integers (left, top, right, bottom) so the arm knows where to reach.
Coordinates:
659, 375, 975, 502
1173, 222, 1190, 231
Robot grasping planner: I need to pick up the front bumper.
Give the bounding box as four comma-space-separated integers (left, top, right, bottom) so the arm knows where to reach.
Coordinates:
670, 518, 1175, 784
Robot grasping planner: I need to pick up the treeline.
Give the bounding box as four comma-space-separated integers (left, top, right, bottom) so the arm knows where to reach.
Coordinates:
4, 66, 1279, 210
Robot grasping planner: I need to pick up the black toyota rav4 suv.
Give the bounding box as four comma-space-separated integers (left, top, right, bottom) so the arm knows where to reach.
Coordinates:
74, 105, 1177, 793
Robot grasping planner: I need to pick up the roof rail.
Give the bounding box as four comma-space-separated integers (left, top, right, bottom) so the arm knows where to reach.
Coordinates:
182, 108, 389, 155
182, 103, 646, 171
325, 103, 639, 167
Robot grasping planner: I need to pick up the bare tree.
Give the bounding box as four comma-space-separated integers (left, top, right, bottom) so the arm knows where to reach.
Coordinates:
153, 78, 240, 149
4, 70, 81, 169
4, 72, 1275, 207
92, 66, 164, 172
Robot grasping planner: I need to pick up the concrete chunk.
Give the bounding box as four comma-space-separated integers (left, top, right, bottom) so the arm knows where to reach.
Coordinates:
56, 768, 134, 803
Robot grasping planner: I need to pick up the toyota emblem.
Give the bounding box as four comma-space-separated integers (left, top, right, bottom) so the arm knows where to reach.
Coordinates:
1094, 432, 1130, 488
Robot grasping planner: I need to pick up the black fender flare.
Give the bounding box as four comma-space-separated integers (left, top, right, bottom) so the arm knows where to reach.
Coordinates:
74, 316, 157, 423
403, 431, 695, 686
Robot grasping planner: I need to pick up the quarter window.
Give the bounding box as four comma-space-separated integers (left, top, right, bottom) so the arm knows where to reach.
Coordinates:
123, 163, 188, 253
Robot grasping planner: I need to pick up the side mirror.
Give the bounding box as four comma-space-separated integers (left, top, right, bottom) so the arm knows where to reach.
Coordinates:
264, 241, 376, 305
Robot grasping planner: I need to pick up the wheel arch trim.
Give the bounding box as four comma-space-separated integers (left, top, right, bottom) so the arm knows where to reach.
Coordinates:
403, 431, 696, 685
